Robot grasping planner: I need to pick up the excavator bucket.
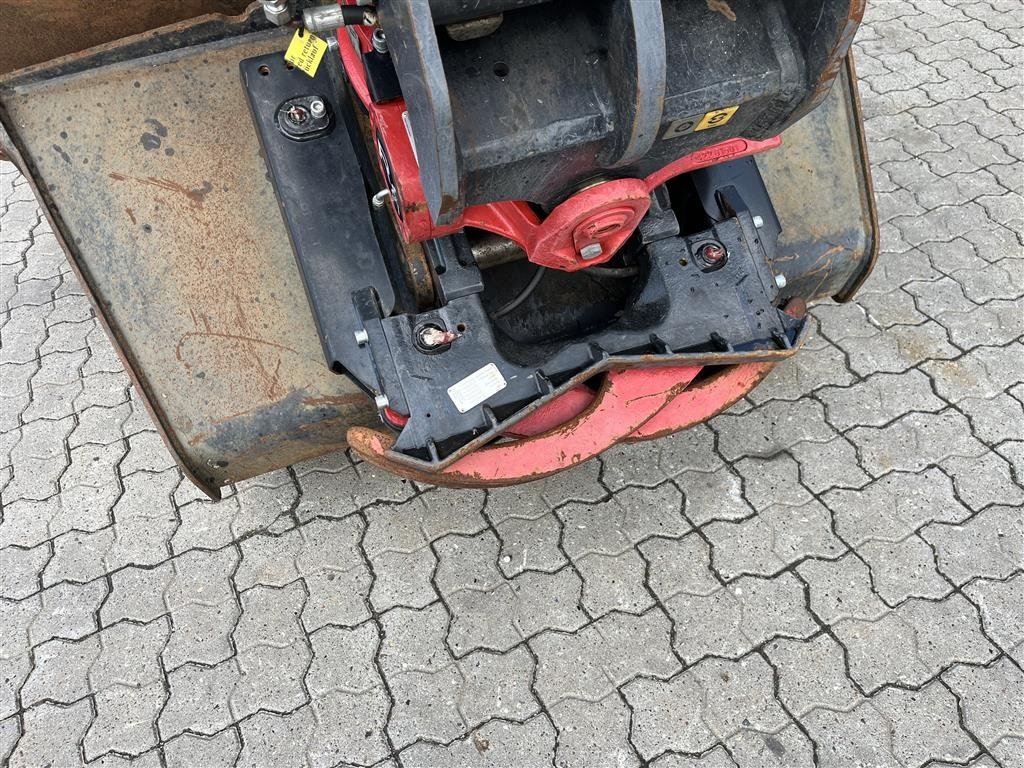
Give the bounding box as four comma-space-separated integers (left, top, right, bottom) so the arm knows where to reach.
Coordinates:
0, 3, 876, 497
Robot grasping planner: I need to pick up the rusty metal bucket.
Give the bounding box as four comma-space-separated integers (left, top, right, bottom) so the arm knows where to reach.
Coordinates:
0, 5, 877, 498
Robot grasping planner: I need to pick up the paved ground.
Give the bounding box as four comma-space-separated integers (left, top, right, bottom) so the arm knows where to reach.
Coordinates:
1, 1, 1022, 767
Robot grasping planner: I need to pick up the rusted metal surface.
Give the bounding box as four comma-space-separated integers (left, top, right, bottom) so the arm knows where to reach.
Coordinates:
0, 0, 253, 75
0, 2, 876, 493
759, 55, 879, 302
348, 366, 703, 488
0, 11, 376, 497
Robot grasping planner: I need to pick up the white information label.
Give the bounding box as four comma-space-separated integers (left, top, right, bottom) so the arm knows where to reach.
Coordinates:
447, 363, 507, 413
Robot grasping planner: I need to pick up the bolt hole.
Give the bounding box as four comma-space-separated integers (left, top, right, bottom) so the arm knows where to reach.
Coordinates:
285, 62, 294, 70
456, 323, 467, 333
258, 65, 270, 76
678, 258, 688, 267
425, 413, 431, 418
493, 61, 509, 78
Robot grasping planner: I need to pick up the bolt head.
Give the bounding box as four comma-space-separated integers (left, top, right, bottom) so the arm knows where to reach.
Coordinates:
262, 0, 291, 25
774, 273, 788, 289
697, 242, 728, 267
309, 99, 326, 119
354, 329, 369, 346
374, 394, 390, 410
372, 28, 388, 53
579, 243, 604, 260
752, 215, 765, 229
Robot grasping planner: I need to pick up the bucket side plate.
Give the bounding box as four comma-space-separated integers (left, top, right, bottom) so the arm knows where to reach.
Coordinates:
0, 11, 376, 497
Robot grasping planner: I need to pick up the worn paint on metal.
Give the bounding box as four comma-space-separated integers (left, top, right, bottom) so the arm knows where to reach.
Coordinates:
0, 0, 877, 495
759, 56, 878, 302
0, 12, 375, 496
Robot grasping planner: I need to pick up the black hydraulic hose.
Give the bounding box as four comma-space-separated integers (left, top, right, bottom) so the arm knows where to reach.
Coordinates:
492, 266, 547, 318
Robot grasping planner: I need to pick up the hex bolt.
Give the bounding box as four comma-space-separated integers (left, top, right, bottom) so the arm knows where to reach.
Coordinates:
774, 273, 788, 289
752, 215, 765, 228
286, 104, 309, 125
261, 0, 292, 26
416, 324, 458, 350
698, 241, 728, 267
579, 243, 604, 260
374, 394, 389, 410
309, 99, 326, 119
372, 28, 388, 54
354, 328, 369, 346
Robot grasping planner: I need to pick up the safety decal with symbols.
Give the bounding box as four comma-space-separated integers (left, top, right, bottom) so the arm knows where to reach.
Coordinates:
284, 29, 329, 77
661, 105, 740, 140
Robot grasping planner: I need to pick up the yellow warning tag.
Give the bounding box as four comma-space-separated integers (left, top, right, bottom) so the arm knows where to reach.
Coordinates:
695, 105, 740, 131
284, 29, 328, 77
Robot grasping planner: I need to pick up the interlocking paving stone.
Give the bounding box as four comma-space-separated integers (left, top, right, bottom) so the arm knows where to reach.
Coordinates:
2, 1, 1023, 763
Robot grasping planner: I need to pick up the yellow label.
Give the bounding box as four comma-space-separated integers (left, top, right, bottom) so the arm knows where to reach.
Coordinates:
284, 29, 328, 77
695, 105, 739, 131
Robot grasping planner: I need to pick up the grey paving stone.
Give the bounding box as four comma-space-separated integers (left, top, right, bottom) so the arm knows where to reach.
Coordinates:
0, 716, 20, 766
446, 583, 523, 655
163, 729, 241, 768
306, 623, 380, 698
159, 660, 241, 739
7, 700, 92, 768
84, 680, 165, 760
236, 707, 316, 768
797, 553, 888, 624
817, 369, 946, 431
622, 672, 717, 760
379, 602, 453, 677
307, 688, 391, 767
369, 547, 438, 612
964, 573, 1024, 663
871, 681, 978, 767
28, 579, 106, 645
941, 451, 1024, 512
732, 454, 811, 510
91, 618, 169, 690
493, 513, 566, 577
689, 655, 792, 740
456, 645, 539, 728
663, 587, 748, 662
600, 425, 720, 491
1, 543, 50, 599
943, 656, 1024, 768
921, 504, 1024, 585
764, 633, 862, 717
848, 410, 988, 477
386, 665, 465, 749
508, 567, 589, 638
20, 635, 101, 707
726, 722, 815, 768
549, 693, 638, 768
100, 562, 173, 626
639, 533, 720, 602
803, 700, 901, 768
575, 549, 653, 617
648, 747, 738, 768
713, 399, 837, 461
558, 484, 686, 559
678, 465, 754, 526
858, 535, 953, 603
531, 609, 677, 708
399, 713, 557, 768
825, 468, 971, 547
705, 500, 844, 579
